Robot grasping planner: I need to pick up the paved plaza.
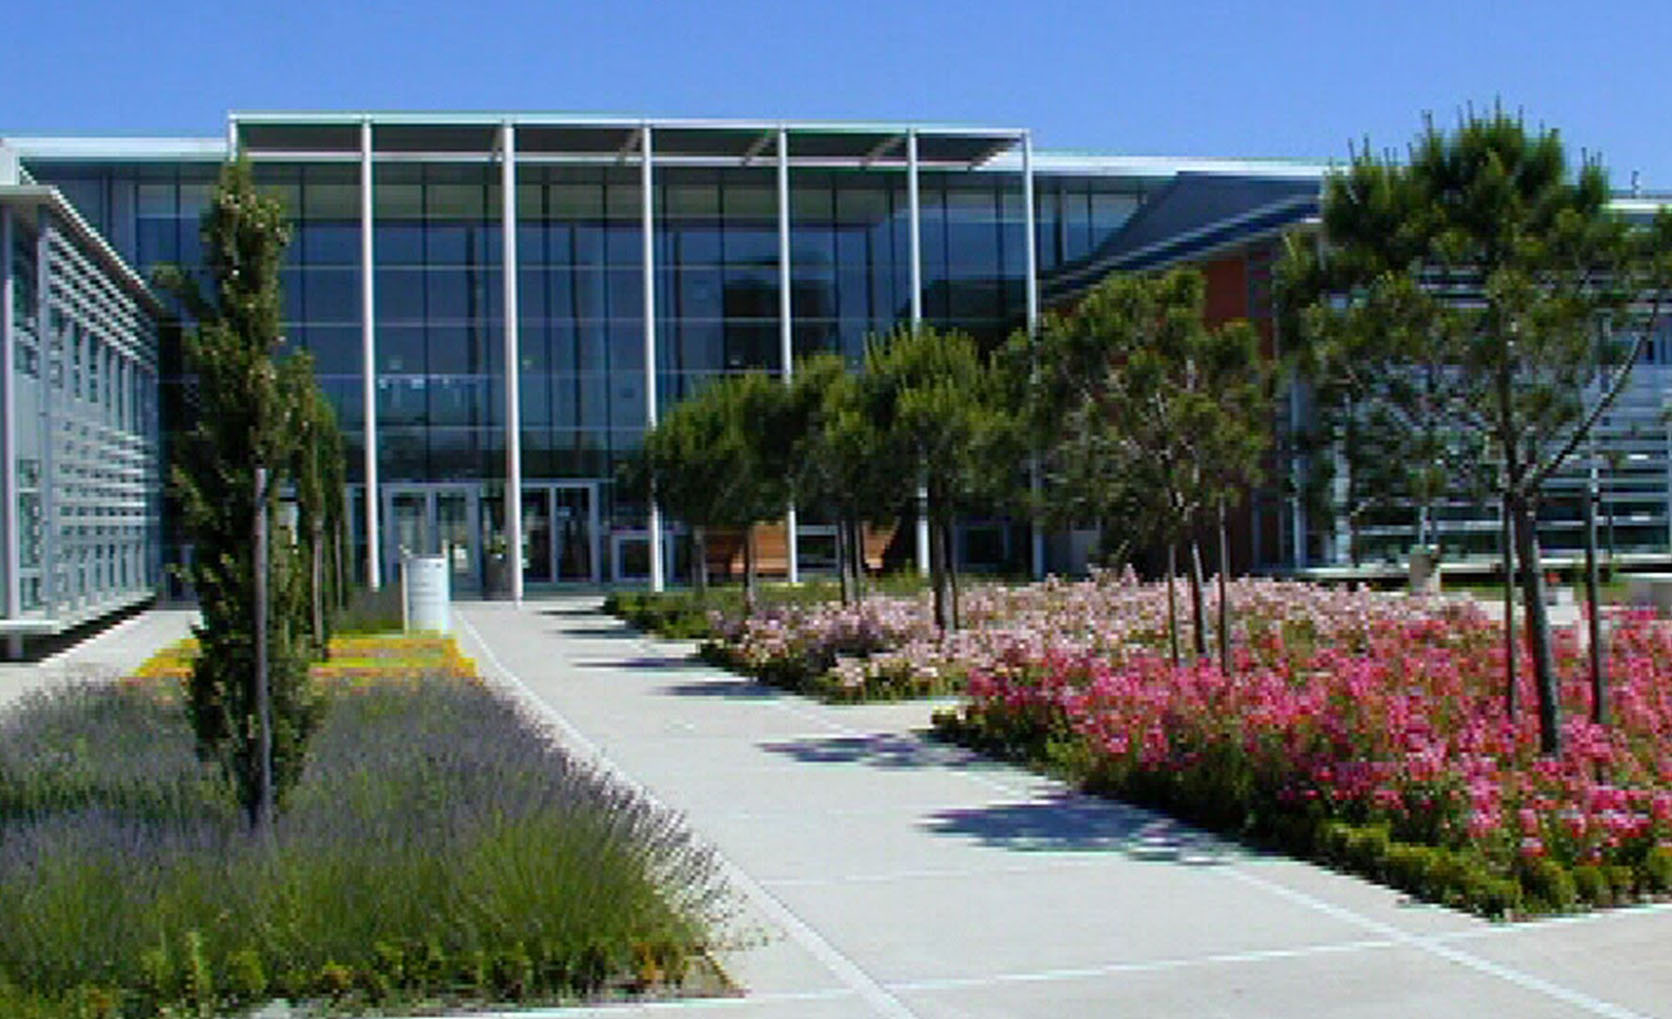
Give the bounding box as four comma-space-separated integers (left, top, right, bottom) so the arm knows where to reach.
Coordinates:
4, 599, 1670, 1017
450, 598, 1672, 1019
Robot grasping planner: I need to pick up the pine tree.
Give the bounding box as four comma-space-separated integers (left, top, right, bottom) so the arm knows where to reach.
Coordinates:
1281, 108, 1672, 754
1027, 268, 1272, 666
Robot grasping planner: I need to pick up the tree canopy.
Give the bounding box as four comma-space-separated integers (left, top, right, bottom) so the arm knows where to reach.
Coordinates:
1279, 107, 1672, 754
860, 325, 1015, 630
1026, 267, 1272, 659
640, 370, 795, 605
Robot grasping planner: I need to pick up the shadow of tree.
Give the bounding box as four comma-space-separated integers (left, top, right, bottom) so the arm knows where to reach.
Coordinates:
923, 792, 1238, 863
540, 606, 603, 619
570, 655, 711, 672
661, 679, 787, 700
759, 732, 996, 771
555, 626, 642, 640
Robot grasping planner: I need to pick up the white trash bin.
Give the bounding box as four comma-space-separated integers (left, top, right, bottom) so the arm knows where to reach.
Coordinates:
402, 554, 451, 633
1408, 547, 1441, 596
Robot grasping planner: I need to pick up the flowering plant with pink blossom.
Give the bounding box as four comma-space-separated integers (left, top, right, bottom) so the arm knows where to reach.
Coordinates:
706, 571, 1672, 911
941, 587, 1672, 915
708, 569, 1429, 701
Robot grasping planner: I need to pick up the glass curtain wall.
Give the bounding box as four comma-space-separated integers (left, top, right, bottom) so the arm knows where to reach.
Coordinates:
22, 153, 1150, 580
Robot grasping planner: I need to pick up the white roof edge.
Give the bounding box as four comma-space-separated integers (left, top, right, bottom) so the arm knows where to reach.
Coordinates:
0, 184, 163, 313
3, 136, 227, 160
1612, 197, 1672, 213
993, 151, 1333, 178
227, 110, 1029, 136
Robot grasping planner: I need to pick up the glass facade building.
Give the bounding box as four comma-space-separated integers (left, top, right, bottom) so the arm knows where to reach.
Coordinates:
11, 111, 1672, 599
18, 114, 1302, 595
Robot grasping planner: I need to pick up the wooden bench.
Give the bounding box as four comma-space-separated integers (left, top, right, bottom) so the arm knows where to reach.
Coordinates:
703, 521, 896, 579
1627, 573, 1672, 615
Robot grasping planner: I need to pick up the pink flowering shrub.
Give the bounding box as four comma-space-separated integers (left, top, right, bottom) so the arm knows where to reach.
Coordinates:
708, 569, 1415, 701
704, 571, 1672, 912
702, 596, 945, 695
943, 588, 1672, 915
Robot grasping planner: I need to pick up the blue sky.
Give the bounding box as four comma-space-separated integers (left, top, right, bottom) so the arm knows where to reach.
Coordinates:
10, 0, 1668, 188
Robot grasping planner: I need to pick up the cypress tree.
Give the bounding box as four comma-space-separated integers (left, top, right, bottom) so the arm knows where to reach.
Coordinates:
160, 159, 330, 828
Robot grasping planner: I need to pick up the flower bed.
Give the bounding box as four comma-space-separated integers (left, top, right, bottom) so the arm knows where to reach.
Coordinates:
702, 571, 1401, 702
134, 633, 479, 687
934, 580, 1672, 917
703, 572, 1672, 915
1, 641, 729, 1017
702, 596, 949, 699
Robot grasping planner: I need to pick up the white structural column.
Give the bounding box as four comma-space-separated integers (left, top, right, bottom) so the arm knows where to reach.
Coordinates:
777, 126, 800, 583
502, 122, 524, 604
1023, 131, 1045, 580
359, 117, 381, 590
34, 214, 54, 618
1, 208, 18, 645
907, 129, 930, 577
643, 125, 665, 592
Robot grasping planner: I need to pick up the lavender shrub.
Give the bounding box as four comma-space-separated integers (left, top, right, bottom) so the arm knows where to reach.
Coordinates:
0, 677, 728, 1017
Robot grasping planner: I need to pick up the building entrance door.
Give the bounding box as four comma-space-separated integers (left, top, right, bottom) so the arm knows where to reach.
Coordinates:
526, 483, 599, 583
382, 485, 481, 594
552, 485, 596, 583
479, 482, 601, 586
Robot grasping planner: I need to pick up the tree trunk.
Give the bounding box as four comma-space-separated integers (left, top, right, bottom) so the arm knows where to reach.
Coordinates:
1512, 496, 1561, 756
1188, 537, 1208, 660
850, 517, 867, 601
943, 519, 961, 633
1217, 500, 1231, 676
310, 518, 325, 650
692, 526, 709, 603
742, 524, 758, 617
928, 515, 949, 632
253, 468, 274, 836
1584, 482, 1608, 726
835, 518, 853, 605
1502, 501, 1517, 719
1166, 543, 1180, 667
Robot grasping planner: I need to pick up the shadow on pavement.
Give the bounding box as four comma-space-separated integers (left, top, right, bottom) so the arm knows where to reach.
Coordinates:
554, 625, 641, 640
571, 655, 711, 672
924, 792, 1236, 863
759, 732, 992, 770
661, 678, 787, 700
2, 599, 156, 664
540, 606, 602, 619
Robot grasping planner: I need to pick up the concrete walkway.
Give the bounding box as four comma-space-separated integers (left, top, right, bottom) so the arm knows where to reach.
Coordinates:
452, 598, 1672, 1019
0, 606, 197, 712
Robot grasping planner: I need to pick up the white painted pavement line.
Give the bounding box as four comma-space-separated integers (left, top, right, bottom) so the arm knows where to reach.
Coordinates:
759, 857, 1124, 889
1441, 899, 1672, 941
379, 985, 860, 1018
886, 936, 1402, 994
454, 608, 924, 1019
1222, 866, 1652, 1019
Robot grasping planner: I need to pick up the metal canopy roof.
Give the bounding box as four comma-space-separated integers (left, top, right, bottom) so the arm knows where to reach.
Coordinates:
230, 113, 1025, 168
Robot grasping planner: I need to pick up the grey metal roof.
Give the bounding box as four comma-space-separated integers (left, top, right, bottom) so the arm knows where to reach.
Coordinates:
229, 112, 1026, 168
1045, 172, 1322, 298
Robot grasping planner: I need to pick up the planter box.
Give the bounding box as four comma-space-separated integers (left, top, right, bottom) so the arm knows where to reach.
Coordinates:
483, 554, 512, 599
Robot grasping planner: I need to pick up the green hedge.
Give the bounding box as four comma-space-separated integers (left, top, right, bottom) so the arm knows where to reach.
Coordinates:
602, 592, 720, 640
